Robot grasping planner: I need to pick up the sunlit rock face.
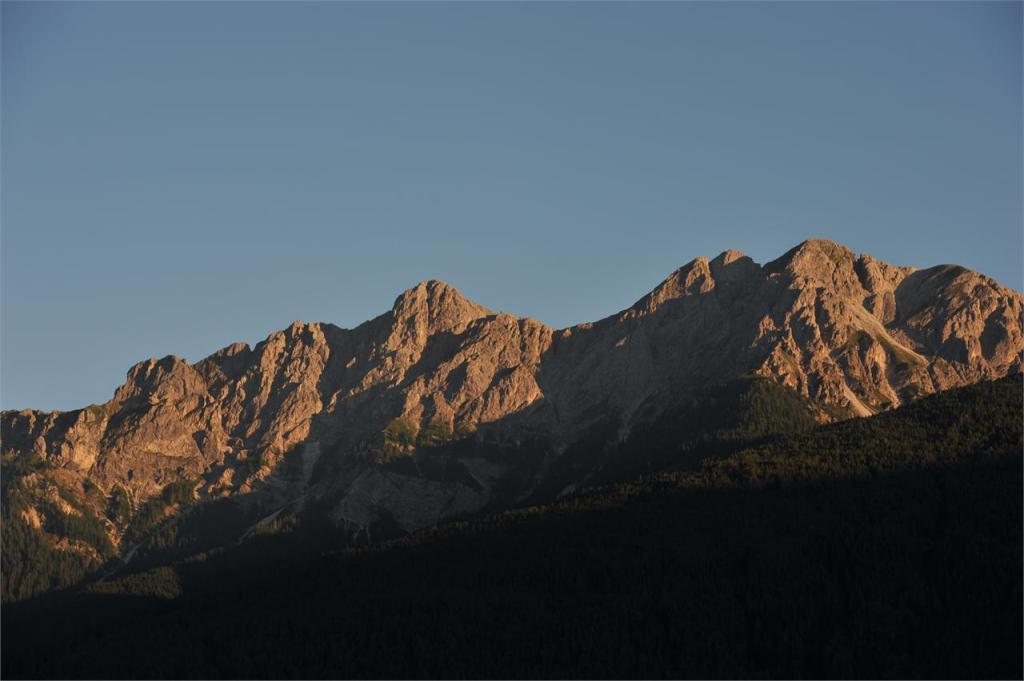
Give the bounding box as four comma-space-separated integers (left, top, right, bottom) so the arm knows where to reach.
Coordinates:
3, 239, 1021, 548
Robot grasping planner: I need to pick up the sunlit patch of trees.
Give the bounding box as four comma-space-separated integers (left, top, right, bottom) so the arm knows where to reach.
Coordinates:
0, 453, 114, 602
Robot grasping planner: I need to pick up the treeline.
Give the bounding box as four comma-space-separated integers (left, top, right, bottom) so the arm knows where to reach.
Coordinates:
0, 461, 200, 602
3, 376, 1020, 679
0, 454, 114, 602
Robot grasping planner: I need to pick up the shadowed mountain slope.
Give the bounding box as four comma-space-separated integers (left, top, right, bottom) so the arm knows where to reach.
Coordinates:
3, 376, 1020, 679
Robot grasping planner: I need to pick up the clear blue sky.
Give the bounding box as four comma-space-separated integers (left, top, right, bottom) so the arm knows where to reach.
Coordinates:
2, 1, 1021, 411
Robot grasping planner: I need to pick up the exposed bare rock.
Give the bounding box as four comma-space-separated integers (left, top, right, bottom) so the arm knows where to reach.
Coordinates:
3, 239, 1021, 553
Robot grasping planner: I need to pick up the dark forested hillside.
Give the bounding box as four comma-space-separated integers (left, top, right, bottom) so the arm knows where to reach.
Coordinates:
3, 376, 1021, 679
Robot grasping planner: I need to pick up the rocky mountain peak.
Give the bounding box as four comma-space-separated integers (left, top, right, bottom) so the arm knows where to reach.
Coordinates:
390, 280, 493, 338
712, 248, 748, 266
710, 249, 760, 284
634, 249, 763, 314
115, 354, 207, 404
631, 257, 713, 313
767, 238, 854, 276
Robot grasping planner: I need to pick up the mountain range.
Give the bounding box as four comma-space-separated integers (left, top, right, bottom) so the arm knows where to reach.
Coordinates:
2, 238, 1021, 601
